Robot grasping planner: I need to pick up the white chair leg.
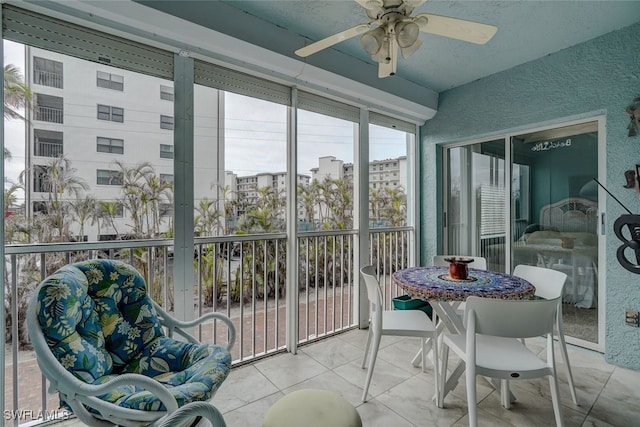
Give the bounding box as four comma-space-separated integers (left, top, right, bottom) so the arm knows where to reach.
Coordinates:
431, 335, 441, 408
362, 331, 381, 402
361, 326, 372, 369
557, 315, 579, 405
421, 337, 426, 373
439, 344, 450, 407
548, 374, 565, 427
466, 365, 478, 427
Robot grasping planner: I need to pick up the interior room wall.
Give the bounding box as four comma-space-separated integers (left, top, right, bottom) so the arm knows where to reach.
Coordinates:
526, 133, 599, 221
421, 21, 640, 369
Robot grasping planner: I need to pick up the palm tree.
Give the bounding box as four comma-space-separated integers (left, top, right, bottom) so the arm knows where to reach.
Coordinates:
115, 160, 155, 236
98, 200, 121, 238
4, 64, 31, 121
3, 182, 21, 215
69, 195, 96, 240
33, 156, 89, 241
195, 198, 223, 236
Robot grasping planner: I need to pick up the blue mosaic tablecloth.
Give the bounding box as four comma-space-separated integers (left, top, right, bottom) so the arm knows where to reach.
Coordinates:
392, 266, 535, 302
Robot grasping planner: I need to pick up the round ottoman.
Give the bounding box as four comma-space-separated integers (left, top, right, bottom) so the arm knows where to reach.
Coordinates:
262, 389, 362, 427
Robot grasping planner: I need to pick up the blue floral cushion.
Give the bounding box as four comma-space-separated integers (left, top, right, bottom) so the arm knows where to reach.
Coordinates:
94, 337, 232, 410
36, 259, 232, 412
73, 260, 164, 370
36, 264, 113, 382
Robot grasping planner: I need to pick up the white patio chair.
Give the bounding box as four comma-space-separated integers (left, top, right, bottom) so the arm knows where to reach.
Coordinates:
27, 259, 234, 427
359, 266, 439, 404
441, 296, 564, 427
513, 264, 578, 405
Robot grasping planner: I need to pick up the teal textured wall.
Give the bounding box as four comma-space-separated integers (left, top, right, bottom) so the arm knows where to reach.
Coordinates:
420, 21, 640, 369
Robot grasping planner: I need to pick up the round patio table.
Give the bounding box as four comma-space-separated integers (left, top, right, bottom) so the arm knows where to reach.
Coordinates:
392, 266, 535, 407
392, 266, 535, 302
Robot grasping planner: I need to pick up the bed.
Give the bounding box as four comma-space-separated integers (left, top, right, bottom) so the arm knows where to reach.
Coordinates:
513, 197, 599, 308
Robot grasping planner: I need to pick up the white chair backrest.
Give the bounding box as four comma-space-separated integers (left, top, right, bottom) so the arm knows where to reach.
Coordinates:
432, 255, 487, 270
512, 264, 567, 300
360, 266, 384, 328
465, 296, 559, 339
360, 265, 383, 308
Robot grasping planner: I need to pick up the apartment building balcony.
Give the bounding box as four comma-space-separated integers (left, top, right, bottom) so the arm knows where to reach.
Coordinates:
33, 141, 63, 157
33, 70, 63, 89
34, 105, 63, 124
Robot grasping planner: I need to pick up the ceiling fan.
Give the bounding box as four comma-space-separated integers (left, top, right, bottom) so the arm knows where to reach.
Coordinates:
294, 0, 497, 78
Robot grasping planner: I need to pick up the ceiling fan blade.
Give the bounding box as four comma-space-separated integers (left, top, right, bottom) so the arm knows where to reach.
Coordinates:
415, 13, 497, 45
295, 23, 371, 57
378, 39, 398, 78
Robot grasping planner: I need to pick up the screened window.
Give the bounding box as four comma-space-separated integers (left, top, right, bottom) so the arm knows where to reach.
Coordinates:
97, 104, 124, 122
160, 85, 174, 101
160, 173, 174, 183
97, 71, 124, 91
160, 115, 174, 130
33, 56, 63, 88
97, 169, 123, 185
97, 137, 124, 154
160, 144, 173, 159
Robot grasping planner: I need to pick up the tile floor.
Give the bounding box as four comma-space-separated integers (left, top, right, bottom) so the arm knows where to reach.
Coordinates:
57, 328, 640, 426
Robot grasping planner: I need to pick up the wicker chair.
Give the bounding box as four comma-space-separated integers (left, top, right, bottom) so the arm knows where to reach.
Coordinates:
27, 259, 235, 427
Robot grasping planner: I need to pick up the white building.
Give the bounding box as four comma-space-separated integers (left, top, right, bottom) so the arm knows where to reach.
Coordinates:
25, 46, 221, 240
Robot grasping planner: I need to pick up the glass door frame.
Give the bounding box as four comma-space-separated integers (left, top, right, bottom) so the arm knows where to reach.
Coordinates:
441, 115, 605, 352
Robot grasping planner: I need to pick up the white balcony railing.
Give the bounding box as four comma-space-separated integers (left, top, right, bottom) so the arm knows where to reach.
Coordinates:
3, 226, 412, 425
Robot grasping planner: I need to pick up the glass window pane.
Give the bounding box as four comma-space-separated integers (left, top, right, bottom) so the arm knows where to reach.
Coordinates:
297, 109, 355, 231
369, 124, 410, 228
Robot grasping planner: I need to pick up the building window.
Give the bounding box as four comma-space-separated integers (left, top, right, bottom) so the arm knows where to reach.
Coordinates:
34, 129, 63, 157
160, 173, 174, 184
97, 169, 123, 186
97, 137, 124, 154
160, 85, 174, 101
34, 93, 63, 123
98, 105, 124, 122
33, 56, 63, 88
97, 71, 124, 91
160, 144, 174, 159
160, 115, 174, 130
33, 166, 52, 192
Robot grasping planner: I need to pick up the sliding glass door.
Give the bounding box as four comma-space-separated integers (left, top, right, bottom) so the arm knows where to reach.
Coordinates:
511, 121, 600, 347
443, 119, 602, 349
443, 139, 506, 271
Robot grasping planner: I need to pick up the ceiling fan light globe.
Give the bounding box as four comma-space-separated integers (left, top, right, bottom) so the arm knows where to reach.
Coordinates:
401, 38, 422, 59
364, 0, 383, 10
395, 21, 420, 48
371, 40, 391, 63
360, 27, 386, 55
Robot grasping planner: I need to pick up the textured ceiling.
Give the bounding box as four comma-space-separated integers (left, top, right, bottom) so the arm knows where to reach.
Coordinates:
138, 0, 640, 93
